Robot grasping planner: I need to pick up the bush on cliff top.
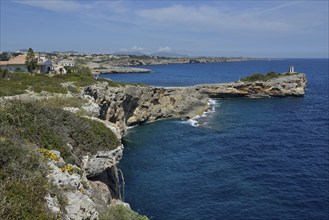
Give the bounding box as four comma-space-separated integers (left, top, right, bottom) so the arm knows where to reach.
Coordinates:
0, 101, 121, 219
0, 69, 128, 96
240, 71, 297, 82
0, 101, 120, 162
99, 204, 149, 220
0, 138, 53, 219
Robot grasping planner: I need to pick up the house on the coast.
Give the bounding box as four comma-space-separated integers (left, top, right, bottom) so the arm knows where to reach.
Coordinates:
0, 54, 29, 72
0, 54, 53, 73
58, 59, 75, 67
51, 64, 67, 74
38, 55, 53, 73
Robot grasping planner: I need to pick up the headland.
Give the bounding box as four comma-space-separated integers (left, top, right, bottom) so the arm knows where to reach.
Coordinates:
0, 71, 306, 219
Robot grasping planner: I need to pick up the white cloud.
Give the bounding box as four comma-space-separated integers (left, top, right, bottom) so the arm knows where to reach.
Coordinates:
132, 46, 145, 51
119, 46, 146, 52
137, 4, 293, 32
158, 46, 171, 52
14, 0, 89, 13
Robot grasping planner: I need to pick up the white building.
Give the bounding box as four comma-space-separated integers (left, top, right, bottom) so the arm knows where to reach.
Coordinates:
52, 64, 67, 74
58, 60, 75, 67
288, 65, 296, 73
0, 54, 53, 74
0, 54, 29, 72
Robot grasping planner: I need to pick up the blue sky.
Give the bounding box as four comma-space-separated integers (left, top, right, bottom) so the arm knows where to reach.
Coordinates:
0, 0, 328, 58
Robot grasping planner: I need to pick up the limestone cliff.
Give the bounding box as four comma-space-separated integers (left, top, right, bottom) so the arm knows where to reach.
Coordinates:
196, 74, 307, 98
84, 74, 306, 137
84, 84, 210, 136
36, 73, 307, 219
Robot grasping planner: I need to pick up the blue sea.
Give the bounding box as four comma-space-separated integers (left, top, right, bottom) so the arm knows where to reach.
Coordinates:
102, 59, 329, 219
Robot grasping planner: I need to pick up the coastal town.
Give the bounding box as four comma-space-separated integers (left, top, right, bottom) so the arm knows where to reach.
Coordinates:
0, 49, 269, 75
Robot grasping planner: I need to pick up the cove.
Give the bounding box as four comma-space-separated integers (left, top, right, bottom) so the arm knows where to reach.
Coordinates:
117, 59, 329, 219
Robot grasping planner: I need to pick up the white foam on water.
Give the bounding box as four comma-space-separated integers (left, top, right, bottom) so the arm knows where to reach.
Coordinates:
208, 98, 217, 106
186, 118, 200, 127
182, 99, 219, 127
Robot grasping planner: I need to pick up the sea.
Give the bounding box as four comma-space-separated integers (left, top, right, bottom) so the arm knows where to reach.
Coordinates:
100, 59, 329, 219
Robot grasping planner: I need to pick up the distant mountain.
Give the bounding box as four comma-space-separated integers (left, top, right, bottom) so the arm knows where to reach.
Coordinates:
51, 50, 79, 54
18, 49, 28, 52
113, 51, 146, 56
150, 52, 188, 58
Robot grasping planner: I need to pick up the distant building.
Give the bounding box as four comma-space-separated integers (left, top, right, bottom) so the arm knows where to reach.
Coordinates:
52, 64, 67, 74
288, 65, 296, 73
0, 54, 28, 72
0, 54, 53, 73
58, 60, 75, 67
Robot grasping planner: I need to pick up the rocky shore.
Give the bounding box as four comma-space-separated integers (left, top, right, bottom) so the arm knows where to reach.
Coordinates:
196, 73, 307, 98
108, 57, 270, 67
0, 73, 306, 219
92, 66, 151, 74
84, 73, 306, 136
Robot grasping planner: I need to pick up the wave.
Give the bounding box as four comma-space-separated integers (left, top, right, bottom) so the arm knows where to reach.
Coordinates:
182, 98, 219, 127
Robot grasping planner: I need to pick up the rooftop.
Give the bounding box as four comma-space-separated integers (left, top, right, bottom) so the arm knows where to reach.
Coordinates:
0, 54, 27, 65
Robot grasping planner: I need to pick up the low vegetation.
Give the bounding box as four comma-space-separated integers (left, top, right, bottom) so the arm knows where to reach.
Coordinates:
0, 64, 150, 218
0, 68, 129, 96
0, 124, 53, 219
240, 71, 297, 82
0, 101, 120, 163
0, 101, 121, 219
99, 204, 149, 220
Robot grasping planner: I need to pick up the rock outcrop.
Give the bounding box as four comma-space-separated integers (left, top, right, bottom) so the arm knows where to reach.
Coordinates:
44, 145, 125, 219
196, 74, 307, 98
82, 145, 123, 178
84, 83, 210, 136
45, 150, 99, 220
42, 73, 306, 219
93, 66, 151, 74
84, 74, 306, 137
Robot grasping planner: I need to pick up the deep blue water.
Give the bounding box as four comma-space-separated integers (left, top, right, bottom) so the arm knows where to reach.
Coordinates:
114, 59, 329, 219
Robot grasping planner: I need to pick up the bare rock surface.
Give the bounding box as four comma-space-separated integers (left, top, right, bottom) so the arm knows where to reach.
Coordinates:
195, 74, 307, 98
82, 145, 124, 177
84, 74, 306, 136
84, 83, 209, 135
45, 150, 98, 220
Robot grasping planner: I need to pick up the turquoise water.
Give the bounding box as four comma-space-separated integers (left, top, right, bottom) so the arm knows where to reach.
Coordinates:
111, 59, 329, 219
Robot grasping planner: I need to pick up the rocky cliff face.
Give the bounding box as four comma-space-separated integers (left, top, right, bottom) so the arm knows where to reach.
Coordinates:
84, 74, 306, 136
84, 84, 210, 136
196, 74, 307, 98
58, 73, 305, 219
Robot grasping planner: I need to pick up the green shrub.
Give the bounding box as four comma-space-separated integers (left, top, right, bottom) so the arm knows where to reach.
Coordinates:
240, 72, 281, 82
0, 100, 121, 219
37, 97, 87, 109
0, 101, 120, 162
0, 139, 52, 220
240, 71, 298, 82
0, 70, 135, 96
99, 204, 149, 220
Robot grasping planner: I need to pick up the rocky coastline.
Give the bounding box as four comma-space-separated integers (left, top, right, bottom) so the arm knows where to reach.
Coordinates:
0, 73, 306, 219
84, 73, 306, 135
92, 66, 152, 74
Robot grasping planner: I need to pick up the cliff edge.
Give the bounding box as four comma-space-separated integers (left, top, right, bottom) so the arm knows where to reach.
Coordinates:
0, 72, 306, 220
84, 73, 306, 137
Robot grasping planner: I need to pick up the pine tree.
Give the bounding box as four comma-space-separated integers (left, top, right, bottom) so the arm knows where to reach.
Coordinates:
25, 48, 37, 74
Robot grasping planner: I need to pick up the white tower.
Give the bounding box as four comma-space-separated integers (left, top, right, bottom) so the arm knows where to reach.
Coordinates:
289, 65, 295, 73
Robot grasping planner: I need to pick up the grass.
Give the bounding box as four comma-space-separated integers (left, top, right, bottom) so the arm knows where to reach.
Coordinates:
36, 97, 88, 109
0, 69, 132, 97
0, 101, 120, 163
99, 204, 149, 220
0, 101, 122, 219
0, 136, 53, 220
240, 72, 297, 82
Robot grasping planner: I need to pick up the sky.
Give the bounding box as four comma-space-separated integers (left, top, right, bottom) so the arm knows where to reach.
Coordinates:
0, 0, 328, 58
